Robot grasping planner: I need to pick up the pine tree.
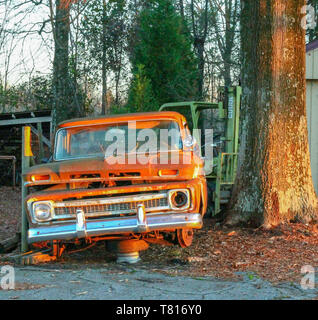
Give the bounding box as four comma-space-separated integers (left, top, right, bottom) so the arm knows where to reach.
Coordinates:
130, 0, 199, 106
127, 64, 158, 112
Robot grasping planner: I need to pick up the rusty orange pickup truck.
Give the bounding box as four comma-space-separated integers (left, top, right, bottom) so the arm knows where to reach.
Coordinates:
23, 111, 207, 260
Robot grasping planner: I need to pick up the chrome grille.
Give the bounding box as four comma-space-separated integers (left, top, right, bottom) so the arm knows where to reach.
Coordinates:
53, 193, 169, 218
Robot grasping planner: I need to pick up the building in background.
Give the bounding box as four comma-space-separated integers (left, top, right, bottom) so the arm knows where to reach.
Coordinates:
306, 40, 318, 194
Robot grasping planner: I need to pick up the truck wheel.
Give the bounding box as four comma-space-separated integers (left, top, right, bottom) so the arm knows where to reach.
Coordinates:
177, 228, 194, 248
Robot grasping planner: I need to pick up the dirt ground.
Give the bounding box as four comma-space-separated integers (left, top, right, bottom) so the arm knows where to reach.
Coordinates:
0, 186, 21, 242
1, 186, 318, 290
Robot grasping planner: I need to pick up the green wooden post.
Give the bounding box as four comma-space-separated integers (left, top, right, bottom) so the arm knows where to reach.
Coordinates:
21, 126, 32, 252
37, 122, 44, 161
233, 86, 241, 177
190, 103, 201, 152
214, 153, 223, 214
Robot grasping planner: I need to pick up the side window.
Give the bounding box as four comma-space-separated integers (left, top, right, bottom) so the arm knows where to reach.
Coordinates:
55, 130, 67, 159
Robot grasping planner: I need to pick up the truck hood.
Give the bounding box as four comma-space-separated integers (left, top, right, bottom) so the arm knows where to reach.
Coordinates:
23, 152, 204, 186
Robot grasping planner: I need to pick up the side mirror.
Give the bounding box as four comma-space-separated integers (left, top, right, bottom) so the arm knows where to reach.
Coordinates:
183, 135, 196, 148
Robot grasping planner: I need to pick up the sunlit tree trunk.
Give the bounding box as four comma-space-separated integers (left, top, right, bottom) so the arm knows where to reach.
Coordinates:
227, 0, 318, 227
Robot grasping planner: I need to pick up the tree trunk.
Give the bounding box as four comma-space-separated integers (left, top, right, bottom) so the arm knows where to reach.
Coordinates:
223, 2, 234, 88
196, 39, 205, 99
114, 44, 123, 105
210, 0, 239, 91
101, 0, 108, 115
223, 56, 231, 88
191, 0, 208, 99
227, 0, 318, 227
52, 0, 71, 131
179, 0, 185, 20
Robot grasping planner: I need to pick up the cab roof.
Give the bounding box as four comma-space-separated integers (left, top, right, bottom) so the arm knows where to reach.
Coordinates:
57, 111, 185, 129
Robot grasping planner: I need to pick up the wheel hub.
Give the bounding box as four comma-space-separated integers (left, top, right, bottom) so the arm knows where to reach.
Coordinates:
177, 228, 194, 248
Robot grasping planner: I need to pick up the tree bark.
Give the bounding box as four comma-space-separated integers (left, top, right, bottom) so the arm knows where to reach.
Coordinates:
227, 0, 318, 227
195, 39, 205, 98
191, 0, 208, 99
179, 0, 185, 20
52, 0, 72, 131
223, 0, 236, 88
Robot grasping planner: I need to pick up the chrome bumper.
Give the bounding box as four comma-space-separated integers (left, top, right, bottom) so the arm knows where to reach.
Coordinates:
28, 208, 203, 243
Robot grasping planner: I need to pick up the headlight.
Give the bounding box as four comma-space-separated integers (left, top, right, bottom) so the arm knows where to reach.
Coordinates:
168, 189, 190, 210
32, 202, 53, 222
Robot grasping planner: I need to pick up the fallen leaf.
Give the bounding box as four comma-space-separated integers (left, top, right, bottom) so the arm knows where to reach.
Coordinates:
187, 256, 206, 262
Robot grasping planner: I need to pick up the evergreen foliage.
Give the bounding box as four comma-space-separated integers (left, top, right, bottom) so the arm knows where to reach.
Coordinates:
128, 0, 199, 109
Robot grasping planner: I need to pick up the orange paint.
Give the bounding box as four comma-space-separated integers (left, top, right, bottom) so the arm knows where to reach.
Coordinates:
23, 111, 207, 246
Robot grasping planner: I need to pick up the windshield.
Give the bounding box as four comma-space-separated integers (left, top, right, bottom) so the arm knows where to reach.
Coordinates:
54, 120, 183, 161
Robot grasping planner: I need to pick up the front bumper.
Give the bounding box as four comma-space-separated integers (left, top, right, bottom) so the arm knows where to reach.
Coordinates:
28, 210, 203, 244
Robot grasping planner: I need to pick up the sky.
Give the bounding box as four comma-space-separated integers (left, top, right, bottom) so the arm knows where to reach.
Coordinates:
0, 0, 53, 86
